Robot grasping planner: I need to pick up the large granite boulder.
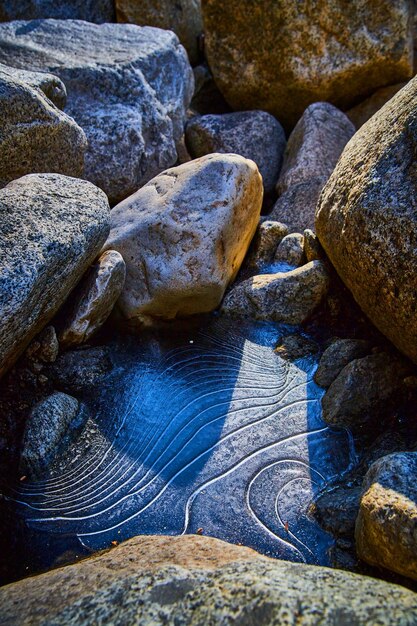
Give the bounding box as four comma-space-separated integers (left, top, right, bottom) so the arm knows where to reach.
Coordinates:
103, 154, 263, 320
0, 174, 110, 378
116, 0, 202, 65
356, 452, 417, 581
201, 0, 413, 128
185, 111, 286, 194
316, 77, 417, 364
0, 67, 86, 187
2, 534, 417, 625
0, 20, 194, 204
0, 0, 115, 23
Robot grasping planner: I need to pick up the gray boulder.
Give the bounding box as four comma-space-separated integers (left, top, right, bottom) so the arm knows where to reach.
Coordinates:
185, 111, 286, 193
0, 0, 115, 23
274, 233, 305, 267
0, 62, 67, 109
0, 173, 110, 378
316, 76, 417, 364
269, 177, 326, 233
0, 68, 86, 188
0, 19, 194, 204
314, 338, 373, 388
2, 534, 417, 625
221, 261, 329, 324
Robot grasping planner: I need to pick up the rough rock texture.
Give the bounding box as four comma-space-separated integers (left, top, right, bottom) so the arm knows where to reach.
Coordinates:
274, 233, 305, 267
347, 83, 407, 129
20, 392, 83, 479
0, 68, 86, 188
46, 347, 112, 395
316, 77, 417, 364
58, 251, 126, 349
185, 111, 286, 193
313, 484, 362, 538
303, 229, 324, 262
245, 220, 288, 272
314, 338, 372, 388
0, 0, 115, 23
104, 154, 263, 321
356, 452, 417, 580
116, 0, 202, 65
201, 0, 413, 129
2, 534, 417, 625
269, 177, 325, 233
221, 261, 329, 324
0, 174, 110, 378
321, 353, 409, 428
274, 333, 319, 361
0, 62, 67, 109
25, 326, 59, 365
0, 19, 194, 204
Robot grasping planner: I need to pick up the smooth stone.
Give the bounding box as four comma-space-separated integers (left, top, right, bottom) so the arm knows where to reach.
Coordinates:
303, 229, 324, 262
0, 20, 194, 204
0, 0, 115, 23
20, 392, 85, 479
2, 534, 417, 625
274, 233, 305, 267
356, 452, 417, 580
321, 352, 409, 428
45, 346, 112, 395
103, 154, 263, 321
269, 177, 326, 233
25, 326, 59, 365
201, 0, 413, 129
347, 83, 407, 129
0, 68, 86, 188
0, 174, 110, 379
185, 111, 286, 193
221, 260, 329, 324
245, 220, 288, 272
0, 62, 66, 109
115, 0, 202, 65
58, 250, 126, 349
314, 338, 373, 388
316, 76, 417, 364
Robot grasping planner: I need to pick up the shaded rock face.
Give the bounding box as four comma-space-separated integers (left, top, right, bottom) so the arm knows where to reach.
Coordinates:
0, 19, 194, 204
58, 250, 126, 349
201, 0, 413, 129
347, 82, 407, 130
116, 0, 203, 65
0, 68, 86, 188
356, 452, 417, 581
221, 261, 329, 324
185, 111, 286, 194
316, 77, 417, 364
244, 220, 288, 273
0, 0, 115, 23
46, 346, 112, 395
0, 62, 67, 109
314, 338, 372, 389
104, 154, 263, 321
274, 233, 305, 268
0, 173, 110, 378
2, 534, 417, 625
269, 177, 325, 233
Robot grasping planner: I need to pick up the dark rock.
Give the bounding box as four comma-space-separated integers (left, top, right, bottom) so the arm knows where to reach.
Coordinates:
0, 0, 115, 23
274, 333, 319, 361
314, 338, 373, 388
347, 83, 407, 129
25, 326, 59, 365
46, 347, 112, 394
303, 229, 325, 262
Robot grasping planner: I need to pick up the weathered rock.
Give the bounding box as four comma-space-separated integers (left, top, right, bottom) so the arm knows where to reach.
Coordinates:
20, 392, 86, 479
116, 0, 202, 65
190, 63, 231, 115
274, 233, 305, 267
245, 220, 288, 272
25, 326, 59, 365
274, 333, 319, 361
0, 0, 115, 23
46, 347, 112, 394
314, 338, 373, 388
0, 68, 86, 188
303, 229, 325, 262
2, 534, 417, 625
316, 77, 417, 364
58, 251, 126, 349
313, 484, 362, 538
321, 353, 409, 428
103, 154, 263, 321
185, 111, 286, 193
202, 0, 413, 129
356, 452, 417, 580
221, 261, 329, 324
0, 19, 194, 204
0, 174, 110, 379
269, 177, 326, 233
347, 83, 408, 130
0, 62, 67, 109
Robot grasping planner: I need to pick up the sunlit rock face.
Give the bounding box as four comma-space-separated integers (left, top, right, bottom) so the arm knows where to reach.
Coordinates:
5, 318, 354, 571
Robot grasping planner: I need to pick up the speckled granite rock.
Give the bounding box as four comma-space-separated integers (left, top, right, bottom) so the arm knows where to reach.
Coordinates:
103, 154, 263, 321
1, 534, 417, 625
347, 83, 407, 129
46, 347, 112, 395
274, 233, 305, 267
356, 452, 417, 580
314, 338, 373, 388
316, 77, 417, 364
221, 261, 329, 324
0, 68, 86, 187
0, 0, 115, 23
185, 111, 286, 193
269, 177, 326, 233
0, 62, 67, 109
0, 174, 110, 378
0, 19, 194, 204
245, 220, 288, 272
201, 0, 413, 128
